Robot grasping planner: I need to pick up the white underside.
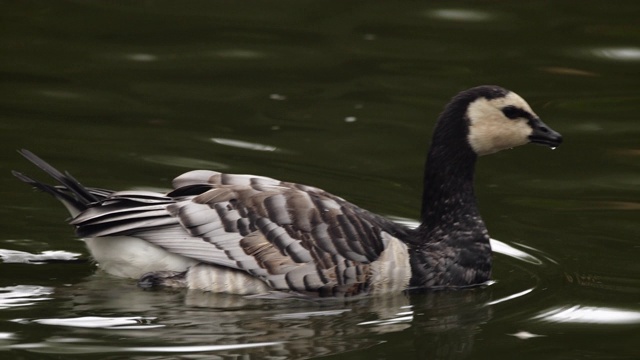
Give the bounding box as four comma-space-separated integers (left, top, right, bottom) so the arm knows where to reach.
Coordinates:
83, 233, 412, 296
83, 236, 271, 295
84, 236, 198, 279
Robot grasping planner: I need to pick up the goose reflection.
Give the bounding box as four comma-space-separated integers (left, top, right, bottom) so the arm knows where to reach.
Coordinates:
12, 274, 491, 359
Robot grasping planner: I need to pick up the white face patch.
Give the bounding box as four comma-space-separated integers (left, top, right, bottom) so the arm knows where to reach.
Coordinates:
466, 92, 538, 156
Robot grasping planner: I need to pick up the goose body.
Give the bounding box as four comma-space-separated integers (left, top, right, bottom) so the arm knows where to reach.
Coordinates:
14, 86, 562, 297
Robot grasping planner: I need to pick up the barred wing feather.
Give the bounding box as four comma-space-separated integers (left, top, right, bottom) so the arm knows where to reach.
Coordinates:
74, 170, 411, 296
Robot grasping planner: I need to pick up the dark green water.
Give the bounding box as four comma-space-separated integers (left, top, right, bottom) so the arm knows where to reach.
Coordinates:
1, 1, 639, 359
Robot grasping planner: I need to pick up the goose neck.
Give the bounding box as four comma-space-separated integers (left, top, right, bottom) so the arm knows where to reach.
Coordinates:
418, 140, 480, 234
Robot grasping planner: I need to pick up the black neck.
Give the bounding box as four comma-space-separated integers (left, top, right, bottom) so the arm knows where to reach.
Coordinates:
417, 109, 483, 239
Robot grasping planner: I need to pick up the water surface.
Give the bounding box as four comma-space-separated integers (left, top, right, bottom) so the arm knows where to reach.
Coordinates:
1, 1, 639, 359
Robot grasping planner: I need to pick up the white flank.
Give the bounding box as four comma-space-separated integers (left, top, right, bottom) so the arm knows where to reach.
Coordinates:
84, 236, 197, 279
369, 232, 411, 295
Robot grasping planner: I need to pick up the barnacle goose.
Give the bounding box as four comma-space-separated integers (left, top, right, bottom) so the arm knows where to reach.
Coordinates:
13, 85, 562, 297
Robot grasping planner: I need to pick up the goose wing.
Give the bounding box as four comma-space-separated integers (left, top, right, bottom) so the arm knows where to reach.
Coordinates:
72, 170, 411, 296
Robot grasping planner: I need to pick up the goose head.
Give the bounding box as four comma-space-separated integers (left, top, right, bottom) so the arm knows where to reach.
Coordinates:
421, 85, 563, 232
415, 86, 563, 287
464, 86, 563, 155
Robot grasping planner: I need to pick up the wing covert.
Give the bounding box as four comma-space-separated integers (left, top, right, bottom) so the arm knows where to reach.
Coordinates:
72, 171, 411, 296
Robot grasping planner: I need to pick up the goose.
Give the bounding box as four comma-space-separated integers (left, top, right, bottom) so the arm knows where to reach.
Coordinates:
13, 85, 562, 298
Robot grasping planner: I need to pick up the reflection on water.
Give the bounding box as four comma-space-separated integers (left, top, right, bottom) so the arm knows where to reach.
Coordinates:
267, 308, 352, 320
124, 53, 158, 62
0, 285, 54, 310
486, 288, 534, 306
534, 305, 640, 324
0, 249, 81, 264
490, 240, 543, 265
0, 270, 496, 358
211, 137, 279, 152
410, 291, 492, 360
17, 316, 164, 330
538, 66, 599, 77
587, 47, 640, 61
508, 331, 546, 340
357, 305, 413, 328
11, 340, 282, 355
0, 229, 551, 358
427, 8, 493, 22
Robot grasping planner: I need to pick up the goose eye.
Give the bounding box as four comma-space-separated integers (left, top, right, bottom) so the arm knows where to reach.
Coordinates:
501, 105, 523, 120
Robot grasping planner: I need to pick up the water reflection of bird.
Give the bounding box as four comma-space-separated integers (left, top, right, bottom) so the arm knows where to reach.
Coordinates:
44, 274, 492, 359
14, 86, 562, 297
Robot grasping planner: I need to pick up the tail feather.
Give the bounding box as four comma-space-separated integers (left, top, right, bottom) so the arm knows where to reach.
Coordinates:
13, 149, 114, 215
17, 149, 100, 203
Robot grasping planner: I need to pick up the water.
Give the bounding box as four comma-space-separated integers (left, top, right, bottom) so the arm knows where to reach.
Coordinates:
1, 1, 639, 358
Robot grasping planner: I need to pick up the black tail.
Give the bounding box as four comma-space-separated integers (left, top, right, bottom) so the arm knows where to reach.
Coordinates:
13, 149, 113, 214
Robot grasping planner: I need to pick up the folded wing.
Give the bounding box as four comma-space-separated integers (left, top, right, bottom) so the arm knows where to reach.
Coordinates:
73, 170, 410, 296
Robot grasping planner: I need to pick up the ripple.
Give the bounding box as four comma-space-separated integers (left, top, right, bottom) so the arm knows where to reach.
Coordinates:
486, 288, 534, 306
509, 331, 546, 339
357, 308, 414, 327
39, 89, 82, 99
0, 285, 54, 309
538, 66, 599, 77
124, 53, 158, 62
267, 309, 352, 320
212, 49, 267, 59
15, 316, 163, 330
490, 240, 543, 265
10, 341, 281, 354
589, 47, 640, 61
211, 137, 278, 152
0, 332, 15, 340
128, 342, 281, 352
427, 8, 493, 22
575, 46, 640, 62
390, 218, 562, 322
534, 305, 640, 324
269, 93, 287, 101
0, 249, 81, 264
